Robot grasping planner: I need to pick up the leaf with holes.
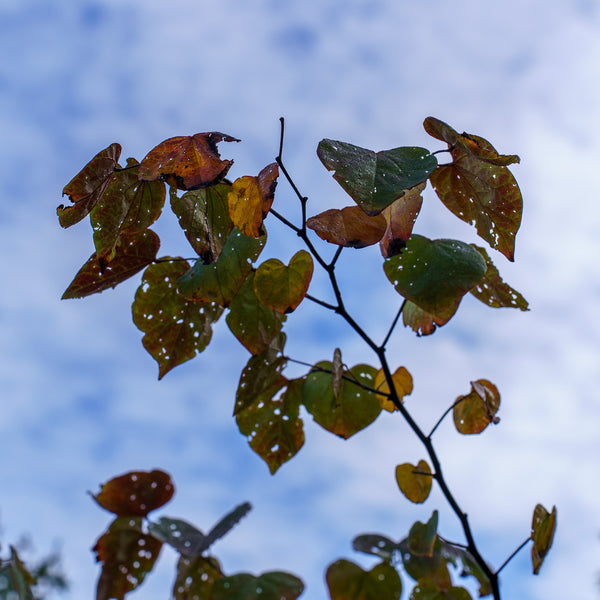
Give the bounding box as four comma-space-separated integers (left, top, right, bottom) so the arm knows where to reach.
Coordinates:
318, 139, 437, 216
173, 555, 224, 600
211, 571, 304, 600
399, 538, 452, 590
379, 182, 425, 258
62, 229, 160, 299
408, 511, 438, 557
132, 260, 223, 379
228, 163, 279, 237
439, 542, 491, 596
236, 378, 305, 473
226, 272, 286, 355
374, 366, 413, 412
352, 534, 399, 560
178, 228, 266, 307
170, 183, 233, 263
402, 301, 449, 337
384, 235, 487, 321
91, 470, 174, 517
395, 460, 432, 504
58, 142, 121, 228
306, 206, 387, 248
93, 517, 162, 600
302, 362, 381, 439
453, 379, 500, 435
254, 250, 313, 314
410, 580, 473, 600
138, 132, 239, 190
469, 245, 529, 310
531, 504, 557, 574
326, 559, 402, 600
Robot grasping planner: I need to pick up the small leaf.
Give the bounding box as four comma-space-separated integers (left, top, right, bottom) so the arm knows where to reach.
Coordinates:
91, 469, 174, 517
228, 163, 279, 237
211, 571, 304, 600
395, 460, 432, 504
408, 511, 438, 557
306, 206, 387, 248
318, 139, 437, 216
173, 555, 224, 600
399, 538, 452, 590
303, 362, 381, 439
374, 367, 413, 412
205, 502, 253, 550
326, 559, 402, 600
384, 235, 487, 321
132, 260, 224, 379
332, 348, 343, 399
469, 245, 529, 310
402, 301, 449, 336
62, 229, 160, 299
8, 546, 35, 600
531, 504, 557, 574
178, 228, 266, 307
453, 379, 500, 435
352, 534, 398, 560
138, 132, 239, 190
410, 580, 472, 600
148, 518, 207, 556
58, 143, 121, 228
254, 250, 314, 314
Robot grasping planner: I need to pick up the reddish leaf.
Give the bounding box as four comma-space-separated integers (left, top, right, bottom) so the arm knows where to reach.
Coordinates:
402, 301, 449, 337
531, 504, 557, 574
326, 559, 402, 600
138, 133, 239, 191
306, 206, 387, 248
58, 143, 121, 228
91, 469, 175, 516
62, 229, 160, 299
395, 460, 432, 504
453, 380, 500, 435
228, 163, 279, 238
93, 517, 162, 600
132, 260, 224, 379
379, 182, 425, 258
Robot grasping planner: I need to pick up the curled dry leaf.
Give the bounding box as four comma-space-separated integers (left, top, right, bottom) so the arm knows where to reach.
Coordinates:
531, 504, 557, 574
453, 379, 500, 435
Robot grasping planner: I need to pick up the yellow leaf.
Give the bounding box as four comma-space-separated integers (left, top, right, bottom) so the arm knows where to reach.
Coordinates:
395, 460, 432, 504
374, 367, 413, 412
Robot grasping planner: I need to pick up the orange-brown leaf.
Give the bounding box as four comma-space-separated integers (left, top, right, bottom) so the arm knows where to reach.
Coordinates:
453, 379, 500, 435
402, 301, 450, 336
531, 504, 557, 574
138, 133, 239, 190
374, 367, 413, 412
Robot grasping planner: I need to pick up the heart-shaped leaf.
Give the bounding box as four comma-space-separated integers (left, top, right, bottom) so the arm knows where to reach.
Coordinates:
326, 559, 402, 600
399, 538, 452, 590
395, 460, 433, 504
138, 132, 239, 190
383, 235, 487, 321
374, 366, 413, 412
254, 250, 313, 314
410, 580, 473, 600
352, 534, 399, 560
408, 511, 438, 557
211, 571, 304, 600
318, 139, 437, 215
453, 379, 500, 435
531, 504, 557, 574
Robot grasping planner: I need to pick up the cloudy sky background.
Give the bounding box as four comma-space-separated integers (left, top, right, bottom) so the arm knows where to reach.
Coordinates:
1, 0, 599, 598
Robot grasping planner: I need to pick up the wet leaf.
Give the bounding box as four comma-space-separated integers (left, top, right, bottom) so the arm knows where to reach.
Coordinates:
352, 534, 398, 560
226, 272, 287, 355
453, 379, 500, 435
408, 511, 438, 557
395, 460, 433, 504
469, 245, 529, 310
173, 555, 223, 600
132, 260, 223, 379
170, 182, 233, 262
410, 580, 472, 600
228, 163, 279, 237
177, 228, 266, 307
62, 229, 160, 299
326, 559, 402, 600
302, 362, 381, 439
531, 504, 557, 574
402, 301, 449, 337
318, 139, 437, 216
211, 571, 304, 600
399, 538, 452, 590
93, 516, 162, 600
236, 378, 305, 473
306, 206, 387, 248
91, 470, 174, 517
374, 366, 413, 412
254, 250, 314, 314
384, 235, 487, 321
380, 182, 425, 258
58, 143, 121, 228
138, 132, 239, 190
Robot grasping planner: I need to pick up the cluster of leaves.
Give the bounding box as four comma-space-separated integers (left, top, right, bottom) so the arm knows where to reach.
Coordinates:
60, 117, 556, 599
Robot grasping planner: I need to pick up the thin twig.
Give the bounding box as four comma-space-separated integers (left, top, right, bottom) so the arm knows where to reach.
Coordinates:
305, 294, 337, 311
428, 396, 467, 439
496, 538, 531, 575
380, 299, 406, 348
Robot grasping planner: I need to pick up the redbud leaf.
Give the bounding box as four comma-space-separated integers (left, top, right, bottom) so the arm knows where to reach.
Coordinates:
438, 542, 491, 596
352, 534, 398, 560
326, 559, 402, 600
531, 504, 557, 574
408, 511, 438, 557
453, 379, 500, 435
399, 538, 452, 590
173, 555, 223, 600
402, 301, 450, 337
211, 572, 304, 600
374, 366, 413, 412
410, 580, 472, 600
7, 547, 35, 600
395, 460, 432, 504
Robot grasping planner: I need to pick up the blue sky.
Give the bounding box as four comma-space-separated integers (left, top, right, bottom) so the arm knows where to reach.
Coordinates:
1, 0, 599, 598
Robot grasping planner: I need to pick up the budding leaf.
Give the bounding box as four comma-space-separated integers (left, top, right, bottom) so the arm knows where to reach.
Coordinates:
453, 379, 500, 435
326, 559, 402, 600
531, 504, 557, 574
395, 460, 432, 504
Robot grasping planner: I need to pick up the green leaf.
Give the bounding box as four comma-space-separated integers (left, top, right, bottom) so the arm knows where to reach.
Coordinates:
132, 260, 223, 379
177, 228, 266, 307
8, 546, 35, 600
205, 502, 253, 550
453, 380, 500, 435
402, 301, 448, 337
302, 362, 381, 439
408, 512, 438, 557
352, 534, 398, 560
383, 235, 487, 321
173, 555, 224, 600
211, 571, 304, 600
395, 460, 433, 504
410, 580, 472, 600
148, 518, 207, 556
438, 541, 491, 596
469, 245, 529, 310
226, 272, 287, 355
236, 378, 305, 473
400, 538, 452, 590
169, 182, 233, 262
326, 559, 402, 600
531, 504, 557, 574
62, 229, 160, 299
317, 139, 437, 216
254, 250, 314, 314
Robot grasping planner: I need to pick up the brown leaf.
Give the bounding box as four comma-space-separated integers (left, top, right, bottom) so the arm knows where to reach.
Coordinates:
138, 133, 240, 190
453, 379, 500, 435
402, 301, 450, 336
531, 504, 557, 574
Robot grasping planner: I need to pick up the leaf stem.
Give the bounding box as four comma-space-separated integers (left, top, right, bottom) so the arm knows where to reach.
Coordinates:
496, 538, 531, 575
428, 397, 467, 439
380, 299, 406, 348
